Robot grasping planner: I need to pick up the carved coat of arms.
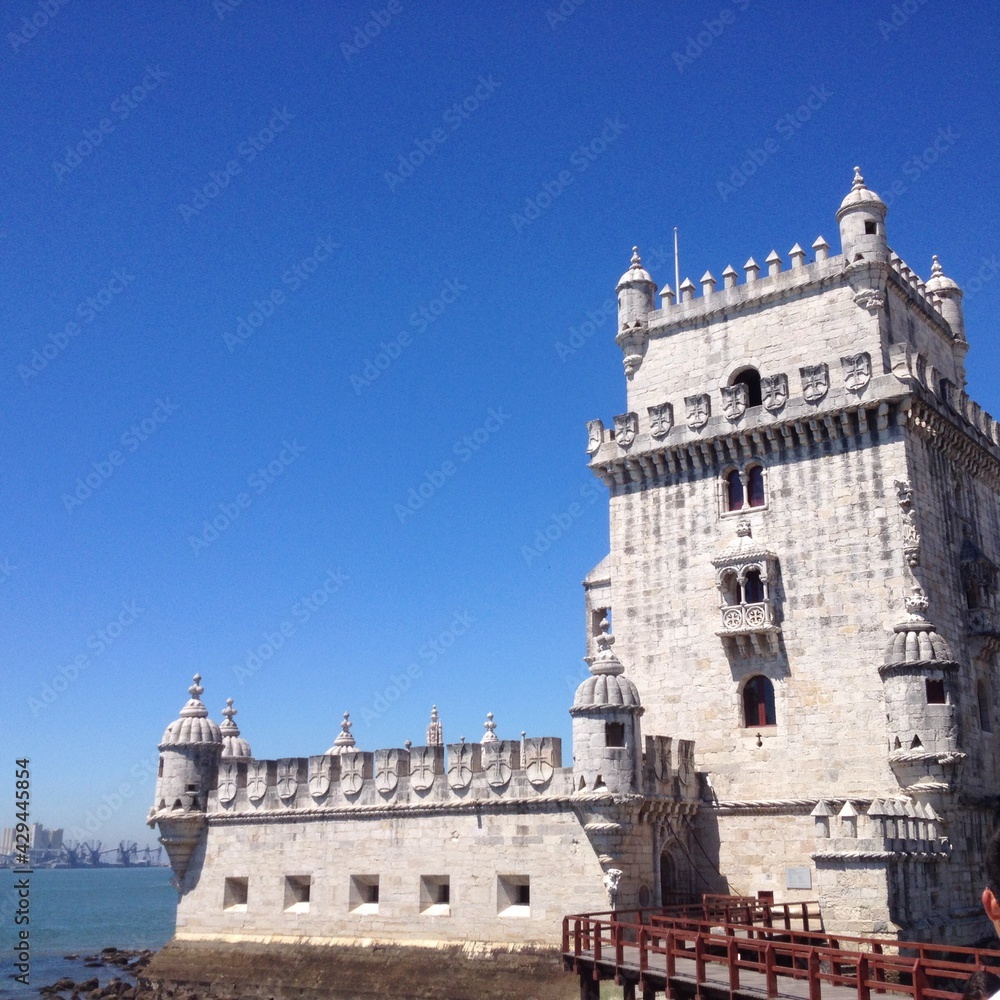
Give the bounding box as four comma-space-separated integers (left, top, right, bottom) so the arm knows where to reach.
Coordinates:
842, 352, 872, 393
721, 383, 748, 422
374, 749, 400, 794
409, 746, 437, 791
647, 402, 673, 439
586, 419, 603, 456
218, 762, 238, 805
523, 737, 555, 787
340, 750, 365, 796
247, 761, 268, 803
614, 412, 638, 449
800, 364, 829, 403
484, 741, 513, 788
308, 756, 333, 799
685, 394, 711, 431
447, 743, 475, 790
276, 759, 298, 800
760, 373, 788, 413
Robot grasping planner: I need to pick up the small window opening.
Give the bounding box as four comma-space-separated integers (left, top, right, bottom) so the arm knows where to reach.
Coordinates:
967, 583, 982, 610
910, 734, 923, 749
517, 884, 531, 906
605, 722, 626, 748
186, 784, 198, 792
420, 876, 451, 914
893, 737, 901, 750
498, 875, 531, 916
224, 877, 249, 911
925, 679, 946, 704
744, 569, 765, 604
350, 875, 380, 913
743, 675, 776, 728
979, 681, 992, 732
283, 876, 311, 913
747, 466, 765, 508
733, 368, 763, 408
865, 221, 877, 235
722, 572, 740, 607
158, 759, 164, 777
726, 470, 744, 511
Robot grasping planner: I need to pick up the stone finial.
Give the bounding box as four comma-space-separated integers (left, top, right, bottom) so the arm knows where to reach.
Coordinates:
931, 255, 943, 279
744, 257, 760, 283
629, 246, 642, 270
589, 617, 626, 677
659, 283, 676, 305
220, 698, 240, 734
190, 674, 203, 698
765, 250, 782, 278
404, 739, 412, 749
332, 711, 356, 752
427, 705, 443, 746
700, 271, 716, 296
179, 674, 209, 719
789, 244, 806, 269
481, 712, 498, 743
852, 165, 865, 191
905, 586, 929, 619
679, 277, 696, 303
722, 265, 738, 290
812, 236, 830, 262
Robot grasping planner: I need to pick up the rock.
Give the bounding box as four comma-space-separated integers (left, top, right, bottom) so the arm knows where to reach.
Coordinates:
79, 978, 100, 991
52, 977, 76, 991
64, 954, 80, 960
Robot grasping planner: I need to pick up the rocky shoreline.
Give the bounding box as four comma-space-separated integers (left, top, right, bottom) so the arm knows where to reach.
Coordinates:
38, 947, 167, 1000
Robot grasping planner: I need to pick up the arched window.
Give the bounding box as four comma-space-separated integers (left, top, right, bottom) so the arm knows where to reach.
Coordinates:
733, 368, 763, 408
742, 675, 776, 727
721, 571, 740, 607
747, 465, 765, 508
979, 680, 992, 732
726, 470, 744, 511
744, 569, 765, 604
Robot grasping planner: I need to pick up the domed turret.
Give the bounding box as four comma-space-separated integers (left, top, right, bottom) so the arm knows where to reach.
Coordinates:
926, 256, 967, 378
326, 712, 357, 754
570, 619, 644, 794
615, 247, 657, 377
148, 675, 224, 886
220, 698, 252, 763
837, 166, 888, 264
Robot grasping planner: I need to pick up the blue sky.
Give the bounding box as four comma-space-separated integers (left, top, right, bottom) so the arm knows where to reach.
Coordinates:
3, 1, 999, 849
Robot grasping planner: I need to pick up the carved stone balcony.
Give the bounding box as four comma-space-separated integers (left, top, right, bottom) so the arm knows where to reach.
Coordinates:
968, 607, 1000, 637
717, 601, 780, 654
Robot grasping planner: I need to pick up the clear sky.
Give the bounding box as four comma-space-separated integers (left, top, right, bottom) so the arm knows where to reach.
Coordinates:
3, 1, 999, 850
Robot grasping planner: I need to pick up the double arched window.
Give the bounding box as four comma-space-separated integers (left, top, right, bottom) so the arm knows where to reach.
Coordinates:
742, 675, 776, 728
725, 465, 766, 513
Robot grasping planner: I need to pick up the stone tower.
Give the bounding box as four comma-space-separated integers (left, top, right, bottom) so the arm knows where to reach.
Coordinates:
584, 167, 1000, 944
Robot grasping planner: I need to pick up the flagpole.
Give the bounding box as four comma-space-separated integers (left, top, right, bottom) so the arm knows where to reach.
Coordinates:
674, 227, 680, 298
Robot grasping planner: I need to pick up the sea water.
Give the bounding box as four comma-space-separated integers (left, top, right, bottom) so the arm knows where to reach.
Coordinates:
0, 867, 176, 999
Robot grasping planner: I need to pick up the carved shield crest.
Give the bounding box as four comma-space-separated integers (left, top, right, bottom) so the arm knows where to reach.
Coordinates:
761, 373, 788, 413
340, 750, 364, 796
308, 756, 332, 799
218, 762, 238, 805
276, 759, 298, 800
647, 402, 673, 439
842, 352, 871, 393
523, 737, 554, 787
721, 383, 748, 422
613, 412, 638, 449
586, 419, 603, 456
409, 746, 437, 791
247, 761, 268, 803
447, 743, 475, 790
800, 364, 829, 403
374, 749, 400, 794
685, 393, 711, 430
484, 741, 513, 788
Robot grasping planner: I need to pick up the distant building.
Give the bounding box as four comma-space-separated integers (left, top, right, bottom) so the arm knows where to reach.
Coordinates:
1, 823, 64, 858
149, 169, 999, 973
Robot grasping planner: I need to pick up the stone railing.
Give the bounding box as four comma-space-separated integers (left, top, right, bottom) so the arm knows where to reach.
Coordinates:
719, 601, 778, 634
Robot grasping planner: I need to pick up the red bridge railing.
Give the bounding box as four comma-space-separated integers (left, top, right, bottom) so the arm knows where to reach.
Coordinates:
562, 900, 1000, 1000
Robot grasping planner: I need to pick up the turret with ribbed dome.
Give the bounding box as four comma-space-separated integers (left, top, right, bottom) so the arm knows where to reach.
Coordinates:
926, 254, 968, 385
615, 247, 657, 378
148, 675, 224, 887
837, 166, 889, 264
220, 698, 252, 763
570, 618, 644, 794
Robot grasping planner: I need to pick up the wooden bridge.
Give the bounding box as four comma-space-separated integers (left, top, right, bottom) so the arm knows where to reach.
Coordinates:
562, 896, 1000, 1000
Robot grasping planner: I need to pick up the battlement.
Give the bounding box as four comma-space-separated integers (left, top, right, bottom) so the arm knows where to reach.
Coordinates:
208, 734, 695, 816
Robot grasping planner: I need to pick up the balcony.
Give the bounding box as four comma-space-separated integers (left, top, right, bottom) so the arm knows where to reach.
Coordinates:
968, 607, 1000, 638
717, 601, 780, 655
